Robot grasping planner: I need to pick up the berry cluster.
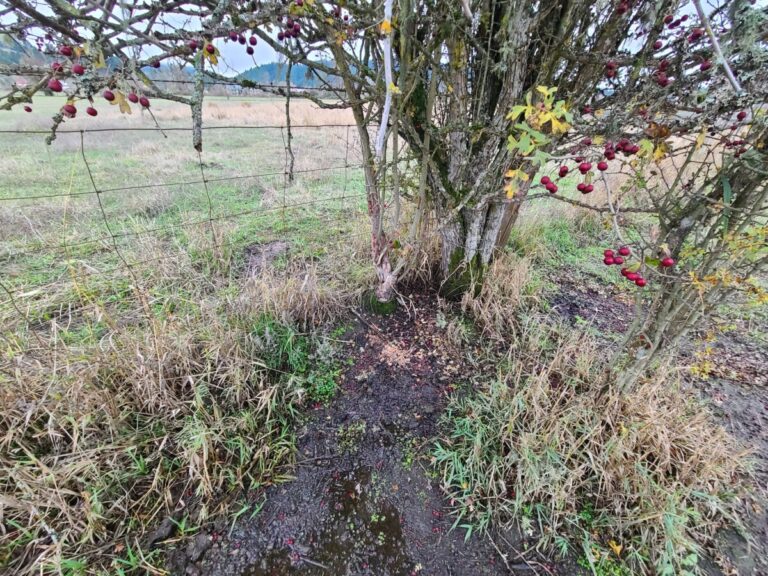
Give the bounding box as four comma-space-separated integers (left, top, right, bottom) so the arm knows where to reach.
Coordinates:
541, 136, 641, 195
602, 246, 676, 289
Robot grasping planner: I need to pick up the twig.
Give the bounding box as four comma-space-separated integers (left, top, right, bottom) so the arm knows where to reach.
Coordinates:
692, 0, 744, 94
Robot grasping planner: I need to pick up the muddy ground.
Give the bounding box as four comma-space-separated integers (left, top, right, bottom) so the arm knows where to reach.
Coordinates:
171, 293, 568, 576
167, 278, 767, 576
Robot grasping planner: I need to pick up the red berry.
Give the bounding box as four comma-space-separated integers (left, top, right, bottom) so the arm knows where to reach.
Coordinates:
189, 40, 199, 51
582, 105, 593, 114
86, 106, 98, 117
238, 34, 246, 45
47, 78, 63, 92
663, 14, 674, 24
540, 176, 551, 185
578, 162, 592, 174
736, 110, 747, 122
577, 182, 587, 193
62, 103, 77, 117
605, 150, 616, 160
229, 31, 238, 41
293, 23, 301, 32
277, 31, 285, 41
343, 14, 349, 21
635, 278, 647, 287
558, 166, 569, 177
103, 90, 115, 102
626, 272, 639, 281
584, 184, 594, 193
653, 40, 663, 50
661, 257, 675, 267
581, 138, 592, 146
246, 46, 254, 55
604, 257, 615, 266
604, 249, 615, 258
700, 60, 712, 71
59, 45, 73, 57
618, 246, 630, 256
606, 68, 617, 79
688, 28, 704, 42
613, 256, 624, 265
151, 60, 161, 68
249, 36, 257, 46
606, 60, 617, 69
296, 0, 303, 5
597, 161, 608, 171
616, 3, 628, 14
620, 268, 629, 277
23, 105, 32, 113
546, 182, 558, 194
139, 96, 150, 108
206, 44, 216, 54
72, 63, 85, 75
51, 62, 63, 72
127, 92, 139, 103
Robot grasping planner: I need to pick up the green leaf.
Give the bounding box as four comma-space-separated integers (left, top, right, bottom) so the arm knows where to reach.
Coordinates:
508, 105, 527, 121
516, 132, 535, 155
645, 256, 661, 267
531, 150, 551, 167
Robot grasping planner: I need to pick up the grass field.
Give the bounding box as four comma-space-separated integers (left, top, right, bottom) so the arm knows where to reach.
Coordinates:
1, 96, 764, 576
0, 96, 376, 574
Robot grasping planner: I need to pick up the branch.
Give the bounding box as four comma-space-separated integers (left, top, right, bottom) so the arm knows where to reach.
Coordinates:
692, 0, 745, 94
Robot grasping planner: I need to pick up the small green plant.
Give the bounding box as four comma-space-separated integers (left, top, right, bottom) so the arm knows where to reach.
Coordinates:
337, 420, 367, 453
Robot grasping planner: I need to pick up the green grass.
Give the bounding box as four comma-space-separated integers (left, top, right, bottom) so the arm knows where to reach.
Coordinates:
0, 97, 370, 575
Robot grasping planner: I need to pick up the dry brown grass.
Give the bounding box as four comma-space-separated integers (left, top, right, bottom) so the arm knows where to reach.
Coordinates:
0, 224, 371, 574
461, 251, 541, 341
435, 315, 747, 574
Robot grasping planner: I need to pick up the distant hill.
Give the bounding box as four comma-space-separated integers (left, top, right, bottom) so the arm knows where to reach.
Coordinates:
238, 61, 341, 89
0, 34, 48, 66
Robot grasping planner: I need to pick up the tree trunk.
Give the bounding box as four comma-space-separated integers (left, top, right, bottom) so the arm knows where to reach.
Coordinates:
437, 174, 530, 298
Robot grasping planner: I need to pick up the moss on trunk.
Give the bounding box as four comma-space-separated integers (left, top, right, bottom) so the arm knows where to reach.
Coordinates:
439, 248, 485, 300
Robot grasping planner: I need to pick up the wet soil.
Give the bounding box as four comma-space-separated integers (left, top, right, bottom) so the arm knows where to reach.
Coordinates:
180, 293, 564, 576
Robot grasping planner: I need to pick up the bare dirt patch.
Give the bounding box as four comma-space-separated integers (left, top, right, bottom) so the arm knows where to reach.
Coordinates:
243, 241, 291, 278
177, 292, 568, 576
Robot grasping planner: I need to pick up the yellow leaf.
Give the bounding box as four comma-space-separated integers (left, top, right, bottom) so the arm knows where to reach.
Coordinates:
504, 182, 517, 198
608, 540, 622, 556
653, 144, 668, 162
549, 116, 570, 135
592, 135, 605, 146
505, 169, 529, 181
695, 127, 706, 151
203, 48, 219, 66
380, 19, 392, 34
388, 82, 401, 95
594, 109, 605, 118
114, 91, 132, 115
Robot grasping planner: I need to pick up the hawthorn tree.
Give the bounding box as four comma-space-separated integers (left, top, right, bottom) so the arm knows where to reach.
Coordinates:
1, 0, 766, 371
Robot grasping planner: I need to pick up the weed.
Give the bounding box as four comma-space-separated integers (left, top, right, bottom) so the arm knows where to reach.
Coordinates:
337, 420, 367, 453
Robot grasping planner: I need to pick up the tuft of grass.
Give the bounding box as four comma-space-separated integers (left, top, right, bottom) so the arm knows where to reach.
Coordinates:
433, 322, 746, 575
461, 251, 542, 343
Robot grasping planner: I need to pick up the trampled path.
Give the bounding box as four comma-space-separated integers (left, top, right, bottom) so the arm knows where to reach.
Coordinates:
182, 293, 561, 576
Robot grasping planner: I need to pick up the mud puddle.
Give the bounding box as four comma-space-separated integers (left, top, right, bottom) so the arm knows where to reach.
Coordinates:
190, 292, 550, 576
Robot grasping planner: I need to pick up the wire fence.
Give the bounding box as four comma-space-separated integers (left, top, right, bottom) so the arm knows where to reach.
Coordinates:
0, 102, 401, 329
